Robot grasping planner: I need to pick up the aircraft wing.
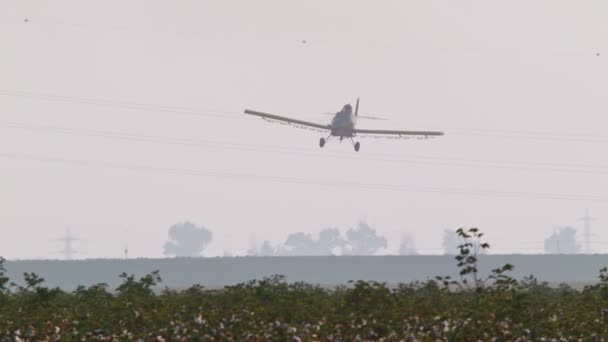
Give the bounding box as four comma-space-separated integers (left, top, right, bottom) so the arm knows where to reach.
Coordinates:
244, 109, 330, 132
354, 128, 444, 139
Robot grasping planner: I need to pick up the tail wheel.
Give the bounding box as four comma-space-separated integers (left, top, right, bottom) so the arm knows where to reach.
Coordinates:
354, 142, 360, 152
319, 137, 326, 148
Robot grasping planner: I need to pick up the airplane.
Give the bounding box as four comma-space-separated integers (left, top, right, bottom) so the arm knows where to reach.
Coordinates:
244, 98, 444, 152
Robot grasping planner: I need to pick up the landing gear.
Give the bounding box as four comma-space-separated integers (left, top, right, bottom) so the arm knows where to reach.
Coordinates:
320, 136, 359, 151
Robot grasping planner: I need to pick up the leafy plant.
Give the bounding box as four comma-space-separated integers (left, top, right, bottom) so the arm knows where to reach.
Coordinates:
0, 232, 607, 340
436, 228, 515, 295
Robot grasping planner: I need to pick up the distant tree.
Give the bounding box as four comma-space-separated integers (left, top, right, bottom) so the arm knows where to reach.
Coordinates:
544, 226, 581, 254
284, 232, 317, 256
259, 241, 277, 256
398, 234, 418, 255
163, 221, 213, 257
246, 240, 259, 256
344, 221, 387, 255
442, 229, 460, 255
283, 228, 346, 256
247, 239, 282, 256
317, 227, 346, 254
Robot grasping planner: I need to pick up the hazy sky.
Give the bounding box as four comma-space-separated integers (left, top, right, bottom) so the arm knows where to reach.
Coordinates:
2, 0, 608, 259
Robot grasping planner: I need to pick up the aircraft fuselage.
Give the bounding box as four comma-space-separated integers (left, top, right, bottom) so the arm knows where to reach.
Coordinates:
330, 104, 357, 138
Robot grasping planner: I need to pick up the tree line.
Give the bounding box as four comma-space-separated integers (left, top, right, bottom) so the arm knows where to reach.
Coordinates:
162, 221, 586, 257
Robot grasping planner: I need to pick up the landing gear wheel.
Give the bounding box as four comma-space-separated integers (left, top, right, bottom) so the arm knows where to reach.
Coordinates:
319, 137, 326, 148
354, 142, 360, 152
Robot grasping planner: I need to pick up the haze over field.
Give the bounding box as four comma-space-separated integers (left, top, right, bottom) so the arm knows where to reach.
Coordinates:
2, 0, 608, 259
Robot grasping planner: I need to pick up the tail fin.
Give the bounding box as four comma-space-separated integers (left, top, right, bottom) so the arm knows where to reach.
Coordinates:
354, 98, 360, 117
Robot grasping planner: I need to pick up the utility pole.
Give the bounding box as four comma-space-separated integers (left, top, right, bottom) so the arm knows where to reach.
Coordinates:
579, 209, 594, 254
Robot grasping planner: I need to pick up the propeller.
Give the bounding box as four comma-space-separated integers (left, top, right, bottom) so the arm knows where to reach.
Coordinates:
357, 115, 387, 121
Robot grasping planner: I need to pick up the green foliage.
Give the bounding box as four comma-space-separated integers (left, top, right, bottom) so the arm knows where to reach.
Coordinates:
0, 258, 8, 290
1, 232, 608, 339
116, 270, 162, 298
0, 258, 8, 306
15, 272, 46, 292
437, 227, 516, 295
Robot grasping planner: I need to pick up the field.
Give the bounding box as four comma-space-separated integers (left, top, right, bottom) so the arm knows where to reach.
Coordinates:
1, 229, 608, 340
5, 254, 607, 291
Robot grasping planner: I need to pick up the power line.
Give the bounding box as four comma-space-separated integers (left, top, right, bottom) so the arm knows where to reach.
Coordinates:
2, 152, 608, 203
448, 129, 608, 144
3, 120, 608, 176
0, 89, 242, 119
3, 89, 608, 143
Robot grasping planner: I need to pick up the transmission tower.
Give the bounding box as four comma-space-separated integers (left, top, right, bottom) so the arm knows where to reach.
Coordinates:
58, 228, 78, 260
579, 209, 595, 254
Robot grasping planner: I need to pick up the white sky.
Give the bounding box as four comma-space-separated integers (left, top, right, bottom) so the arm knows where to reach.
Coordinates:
2, 0, 608, 259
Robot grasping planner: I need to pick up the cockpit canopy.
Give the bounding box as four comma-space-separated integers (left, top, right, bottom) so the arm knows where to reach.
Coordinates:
341, 104, 353, 115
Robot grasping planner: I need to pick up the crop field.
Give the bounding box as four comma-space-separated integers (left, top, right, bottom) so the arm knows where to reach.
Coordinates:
1, 229, 608, 341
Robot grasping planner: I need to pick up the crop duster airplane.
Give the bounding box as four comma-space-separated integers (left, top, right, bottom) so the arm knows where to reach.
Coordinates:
244, 99, 444, 152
